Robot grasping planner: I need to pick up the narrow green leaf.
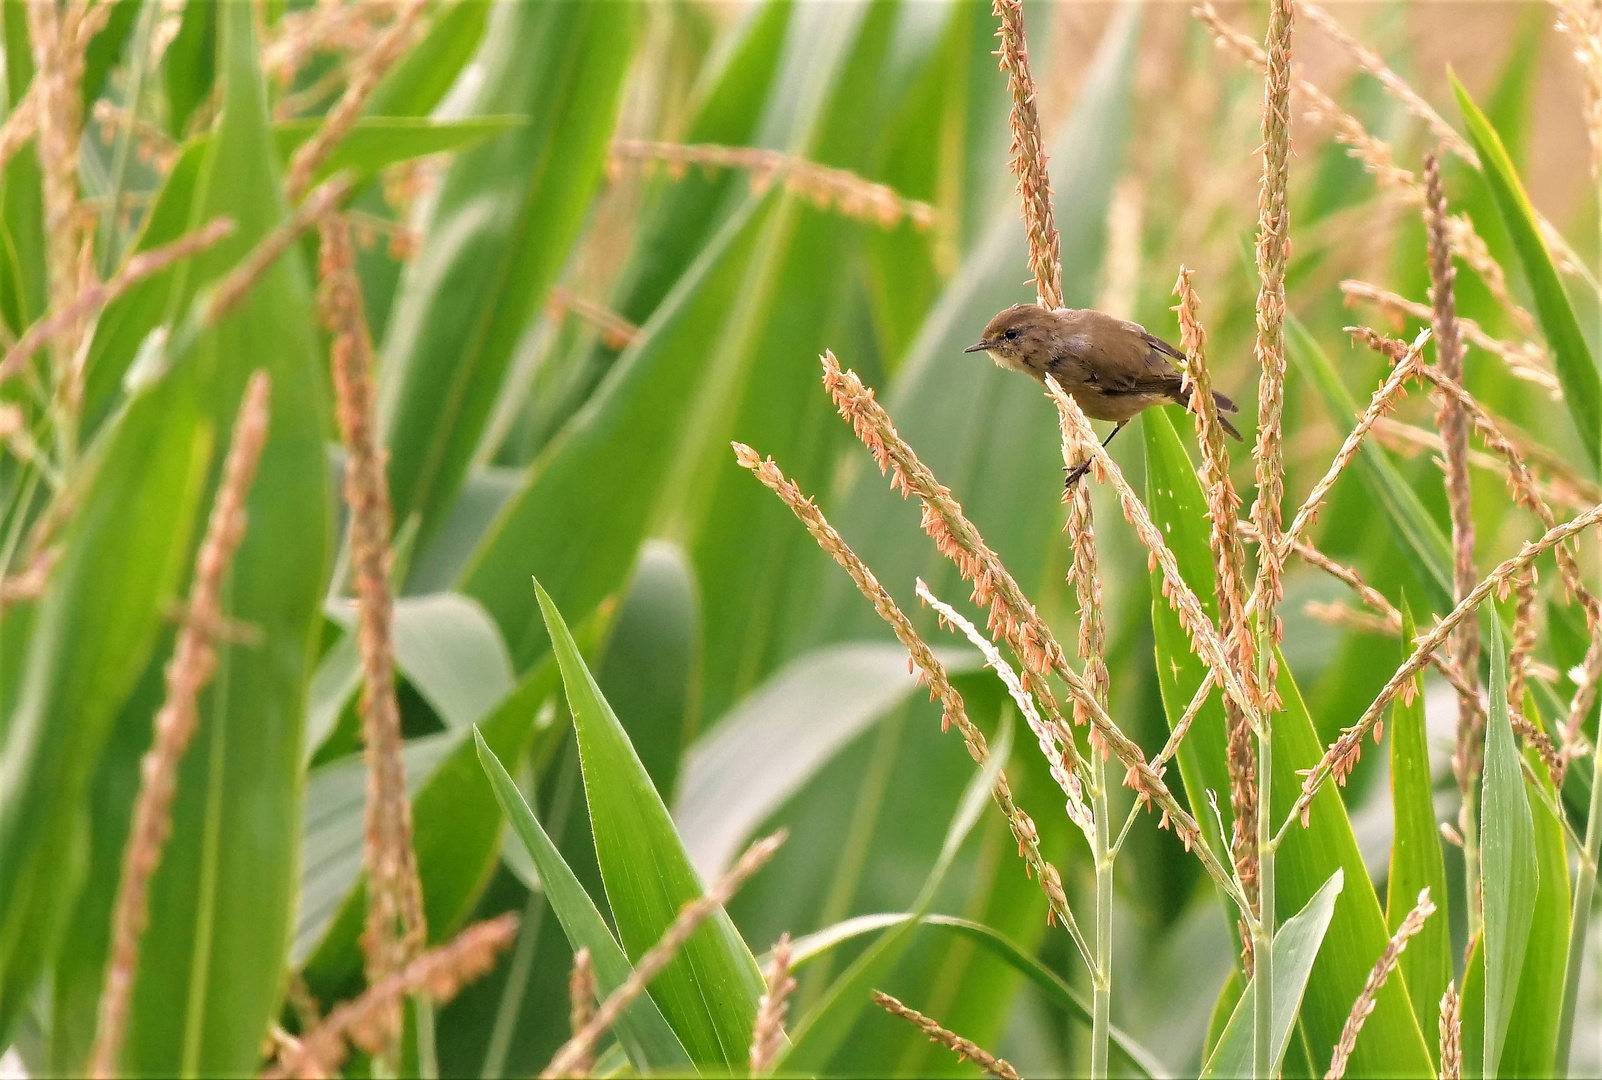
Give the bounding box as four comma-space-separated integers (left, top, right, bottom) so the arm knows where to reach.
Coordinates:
365, 0, 492, 119
1143, 407, 1434, 1078
271, 116, 524, 189
1479, 609, 1541, 1079
1200, 870, 1345, 1079
0, 374, 211, 1045
380, 0, 638, 551
1387, 596, 1451, 1055
123, 5, 334, 1069
785, 911, 1161, 1080
536, 580, 765, 1068
1453, 71, 1602, 473
777, 711, 1012, 1074
1286, 318, 1454, 613
473, 729, 694, 1072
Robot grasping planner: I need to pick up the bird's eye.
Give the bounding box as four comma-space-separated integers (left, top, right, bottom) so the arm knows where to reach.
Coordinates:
1004, 328, 1019, 340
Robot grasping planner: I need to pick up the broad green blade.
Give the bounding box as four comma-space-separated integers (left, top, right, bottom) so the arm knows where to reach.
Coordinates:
536, 580, 766, 1069
1386, 597, 1451, 1057
1286, 318, 1455, 614
0, 370, 211, 1047
1453, 72, 1602, 474
777, 711, 1012, 1074
785, 910, 1161, 1080
1200, 870, 1345, 1079
474, 730, 694, 1072
674, 642, 970, 879
1143, 407, 1435, 1078
1479, 609, 1540, 1079
379, 0, 638, 553
123, 5, 334, 1071
459, 194, 771, 666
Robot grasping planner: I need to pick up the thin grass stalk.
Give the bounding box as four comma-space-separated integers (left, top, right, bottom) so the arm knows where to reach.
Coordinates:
993, 0, 1062, 309
265, 915, 520, 1080
1423, 154, 1487, 943
1061, 365, 1115, 1077
817, 358, 1246, 907
0, 88, 37, 173
285, 0, 428, 201
733, 440, 1083, 945
541, 832, 787, 1079
87, 372, 272, 1079
1324, 888, 1437, 1080
1195, 3, 1544, 339
319, 216, 424, 1063
1508, 567, 1538, 715
1174, 268, 1260, 955
565, 949, 595, 1078
1251, 1, 1296, 1067
1289, 502, 1602, 829
871, 991, 1020, 1080
0, 218, 236, 385
607, 141, 936, 231
1340, 279, 1556, 393
750, 934, 795, 1075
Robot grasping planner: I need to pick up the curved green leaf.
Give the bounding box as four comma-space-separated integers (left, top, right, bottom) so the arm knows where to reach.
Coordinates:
785, 911, 1161, 1079
1200, 870, 1345, 1079
474, 729, 694, 1071
536, 580, 765, 1069
0, 373, 211, 1046
1480, 609, 1539, 1079
1387, 597, 1451, 1056
1453, 71, 1602, 474
380, 0, 638, 551
1143, 407, 1434, 1078
122, 5, 334, 1070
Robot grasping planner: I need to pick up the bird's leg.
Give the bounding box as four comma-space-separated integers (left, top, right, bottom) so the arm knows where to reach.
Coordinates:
1064, 422, 1126, 492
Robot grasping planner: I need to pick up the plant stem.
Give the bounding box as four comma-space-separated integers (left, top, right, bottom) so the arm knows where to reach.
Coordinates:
1554, 730, 1601, 1078
1091, 763, 1112, 1079
1462, 784, 1482, 944
1254, 620, 1276, 1080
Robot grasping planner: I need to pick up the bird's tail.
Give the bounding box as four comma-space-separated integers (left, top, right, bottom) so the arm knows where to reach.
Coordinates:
1176, 384, 1245, 441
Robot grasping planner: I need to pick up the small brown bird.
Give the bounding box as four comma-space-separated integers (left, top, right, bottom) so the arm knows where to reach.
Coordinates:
965, 303, 1242, 488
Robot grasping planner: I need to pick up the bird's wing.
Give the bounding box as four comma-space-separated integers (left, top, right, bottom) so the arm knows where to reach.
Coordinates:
1142, 330, 1187, 364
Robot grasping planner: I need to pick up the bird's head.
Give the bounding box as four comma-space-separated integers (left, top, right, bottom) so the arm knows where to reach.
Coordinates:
964, 303, 1056, 373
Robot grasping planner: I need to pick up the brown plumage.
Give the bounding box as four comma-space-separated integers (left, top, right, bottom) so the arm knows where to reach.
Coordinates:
965, 304, 1243, 438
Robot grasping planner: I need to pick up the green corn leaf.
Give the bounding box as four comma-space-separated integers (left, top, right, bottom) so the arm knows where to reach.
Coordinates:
271, 116, 524, 189
1453, 71, 1602, 474
1387, 596, 1451, 1055
785, 910, 1162, 1080
365, 0, 492, 119
121, 5, 334, 1070
379, 0, 638, 553
0, 372, 211, 1047
1479, 608, 1541, 1079
777, 710, 1012, 1074
1143, 407, 1434, 1078
474, 729, 694, 1072
1200, 870, 1345, 1079
459, 193, 772, 666
536, 580, 766, 1068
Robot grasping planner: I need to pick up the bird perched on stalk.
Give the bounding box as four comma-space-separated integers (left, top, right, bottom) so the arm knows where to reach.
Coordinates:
965, 303, 1242, 488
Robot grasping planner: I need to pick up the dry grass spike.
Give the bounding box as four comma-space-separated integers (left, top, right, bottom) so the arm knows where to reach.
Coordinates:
749, 934, 795, 1075
872, 991, 1020, 1080
1325, 888, 1437, 1079
992, 0, 1062, 308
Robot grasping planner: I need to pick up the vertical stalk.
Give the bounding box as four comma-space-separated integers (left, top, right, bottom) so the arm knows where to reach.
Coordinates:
1253, 625, 1276, 1080
1554, 730, 1601, 1077
1091, 764, 1112, 1079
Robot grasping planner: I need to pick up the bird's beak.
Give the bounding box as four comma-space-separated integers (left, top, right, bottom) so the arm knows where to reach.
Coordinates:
963, 340, 991, 354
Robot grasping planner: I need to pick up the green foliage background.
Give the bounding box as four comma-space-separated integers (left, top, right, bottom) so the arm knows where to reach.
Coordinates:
0, 1, 1598, 1077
